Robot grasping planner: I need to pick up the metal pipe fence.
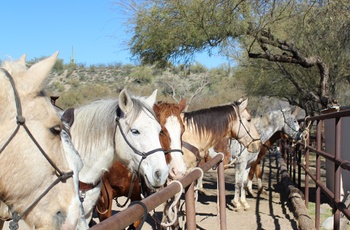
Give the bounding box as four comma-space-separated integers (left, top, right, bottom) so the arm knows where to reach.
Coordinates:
287, 108, 350, 230
90, 153, 226, 230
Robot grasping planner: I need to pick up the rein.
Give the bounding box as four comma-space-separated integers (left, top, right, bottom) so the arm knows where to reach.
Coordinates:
0, 68, 74, 229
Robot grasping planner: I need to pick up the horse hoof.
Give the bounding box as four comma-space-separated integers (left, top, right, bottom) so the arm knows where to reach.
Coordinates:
232, 201, 242, 210
247, 189, 256, 197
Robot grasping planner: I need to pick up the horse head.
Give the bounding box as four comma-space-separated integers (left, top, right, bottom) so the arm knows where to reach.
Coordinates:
231, 98, 261, 153
153, 99, 187, 180
0, 52, 80, 229
280, 108, 301, 139
115, 89, 169, 189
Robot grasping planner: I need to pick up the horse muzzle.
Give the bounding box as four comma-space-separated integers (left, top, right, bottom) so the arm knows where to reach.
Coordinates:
247, 139, 262, 153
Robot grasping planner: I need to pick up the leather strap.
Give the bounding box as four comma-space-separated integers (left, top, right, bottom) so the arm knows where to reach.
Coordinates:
182, 141, 201, 162
79, 180, 101, 191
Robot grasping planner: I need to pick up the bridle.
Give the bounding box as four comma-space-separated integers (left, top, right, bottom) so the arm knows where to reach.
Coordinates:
232, 102, 261, 155
280, 109, 300, 134
0, 68, 74, 230
115, 105, 165, 196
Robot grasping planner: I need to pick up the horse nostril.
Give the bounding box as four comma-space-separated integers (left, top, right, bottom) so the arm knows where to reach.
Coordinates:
154, 170, 161, 180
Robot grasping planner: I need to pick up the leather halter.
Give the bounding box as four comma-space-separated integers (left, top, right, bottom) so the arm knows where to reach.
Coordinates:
182, 141, 201, 163
0, 68, 74, 229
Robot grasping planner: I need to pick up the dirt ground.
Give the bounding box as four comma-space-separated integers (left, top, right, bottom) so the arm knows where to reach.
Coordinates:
3, 151, 334, 230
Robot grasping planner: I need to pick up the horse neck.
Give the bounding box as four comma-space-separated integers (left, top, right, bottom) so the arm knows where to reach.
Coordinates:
255, 111, 285, 143
72, 101, 117, 183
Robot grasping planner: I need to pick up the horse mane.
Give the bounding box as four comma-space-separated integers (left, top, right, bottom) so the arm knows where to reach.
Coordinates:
1, 58, 27, 73
183, 103, 237, 138
72, 96, 156, 158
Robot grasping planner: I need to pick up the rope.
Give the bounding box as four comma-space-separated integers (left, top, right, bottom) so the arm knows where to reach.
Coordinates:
193, 167, 204, 202
160, 180, 183, 227
301, 116, 312, 147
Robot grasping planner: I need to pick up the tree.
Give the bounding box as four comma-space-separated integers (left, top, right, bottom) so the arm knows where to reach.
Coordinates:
122, 0, 350, 115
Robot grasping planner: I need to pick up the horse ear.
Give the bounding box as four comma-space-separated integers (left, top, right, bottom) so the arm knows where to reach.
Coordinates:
27, 51, 58, 90
118, 89, 133, 114
178, 98, 187, 112
291, 106, 301, 116
61, 108, 75, 128
144, 89, 158, 107
17, 54, 27, 63
238, 98, 248, 111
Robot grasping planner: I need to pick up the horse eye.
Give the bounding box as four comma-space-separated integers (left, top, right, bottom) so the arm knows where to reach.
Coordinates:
50, 125, 61, 136
131, 129, 140, 135
160, 130, 166, 136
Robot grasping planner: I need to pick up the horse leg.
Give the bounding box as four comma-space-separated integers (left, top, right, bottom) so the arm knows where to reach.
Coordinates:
247, 160, 258, 197
232, 162, 243, 210
256, 163, 267, 195
240, 168, 251, 210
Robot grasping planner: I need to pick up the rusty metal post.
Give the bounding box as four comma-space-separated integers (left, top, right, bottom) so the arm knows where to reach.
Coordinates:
315, 119, 322, 229
334, 117, 342, 230
185, 181, 196, 230
304, 118, 310, 208
217, 158, 227, 230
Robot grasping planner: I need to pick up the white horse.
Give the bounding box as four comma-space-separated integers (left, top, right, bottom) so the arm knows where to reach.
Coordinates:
69, 89, 169, 225
230, 108, 300, 210
0, 52, 81, 229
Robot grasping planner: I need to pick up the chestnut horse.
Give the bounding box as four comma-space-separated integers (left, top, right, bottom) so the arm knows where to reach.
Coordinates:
94, 99, 187, 228
0, 53, 81, 229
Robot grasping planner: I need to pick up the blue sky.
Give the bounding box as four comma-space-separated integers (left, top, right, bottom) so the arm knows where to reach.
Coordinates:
0, 1, 228, 68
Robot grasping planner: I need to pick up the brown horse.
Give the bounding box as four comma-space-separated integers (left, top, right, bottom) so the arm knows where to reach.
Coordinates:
181, 99, 261, 171
94, 99, 187, 228
0, 53, 81, 229
247, 132, 293, 196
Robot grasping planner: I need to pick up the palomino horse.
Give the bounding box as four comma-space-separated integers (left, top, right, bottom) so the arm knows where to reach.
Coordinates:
181, 98, 261, 172
68, 89, 169, 225
230, 108, 300, 210
0, 53, 81, 229
94, 99, 187, 228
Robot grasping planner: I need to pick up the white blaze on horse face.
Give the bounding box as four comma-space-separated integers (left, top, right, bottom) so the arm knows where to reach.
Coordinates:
165, 115, 187, 179
235, 99, 261, 153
